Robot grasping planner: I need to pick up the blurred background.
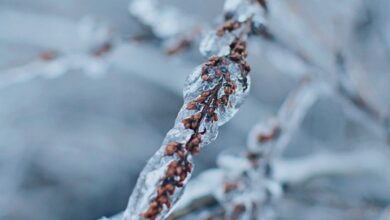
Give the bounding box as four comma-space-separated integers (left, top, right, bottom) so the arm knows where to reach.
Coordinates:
0, 0, 389, 219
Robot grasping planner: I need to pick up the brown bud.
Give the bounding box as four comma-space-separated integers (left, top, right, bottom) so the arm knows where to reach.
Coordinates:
167, 161, 178, 177
175, 166, 183, 175
157, 186, 165, 195
165, 183, 175, 195
191, 145, 201, 155
166, 167, 175, 177
193, 112, 202, 120
182, 118, 192, 129
186, 101, 197, 110
201, 74, 209, 81
150, 201, 159, 209
191, 137, 201, 145
165, 142, 178, 156
201, 91, 210, 97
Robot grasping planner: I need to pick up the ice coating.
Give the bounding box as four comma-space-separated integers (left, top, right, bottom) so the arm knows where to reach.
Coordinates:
129, 0, 196, 39
199, 31, 235, 57
123, 58, 251, 220
200, 0, 265, 57
215, 152, 282, 220
123, 0, 260, 219
224, 0, 265, 22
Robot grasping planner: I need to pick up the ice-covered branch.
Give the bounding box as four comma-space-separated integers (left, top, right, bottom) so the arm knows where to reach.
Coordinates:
129, 0, 198, 40
168, 147, 390, 219
128, 0, 204, 55
273, 148, 390, 185
0, 54, 109, 89
248, 79, 330, 156
121, 1, 265, 219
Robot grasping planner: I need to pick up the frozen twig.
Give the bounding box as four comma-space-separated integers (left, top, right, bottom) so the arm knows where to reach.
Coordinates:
128, 0, 203, 55
129, 0, 198, 40
0, 54, 110, 88
273, 148, 390, 185
169, 147, 390, 219
248, 79, 330, 156
122, 1, 264, 219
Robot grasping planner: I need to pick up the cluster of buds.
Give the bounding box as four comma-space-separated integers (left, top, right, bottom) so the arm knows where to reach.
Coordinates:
141, 39, 250, 220
212, 124, 281, 220
141, 159, 193, 219
138, 1, 257, 219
